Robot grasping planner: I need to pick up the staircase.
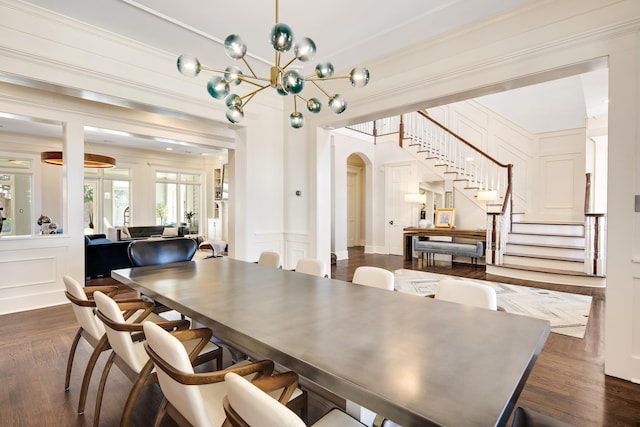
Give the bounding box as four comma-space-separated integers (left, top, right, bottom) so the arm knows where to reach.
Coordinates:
486, 219, 605, 287
348, 112, 606, 287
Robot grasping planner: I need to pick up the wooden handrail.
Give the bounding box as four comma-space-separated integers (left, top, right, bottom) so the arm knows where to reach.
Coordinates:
418, 111, 510, 168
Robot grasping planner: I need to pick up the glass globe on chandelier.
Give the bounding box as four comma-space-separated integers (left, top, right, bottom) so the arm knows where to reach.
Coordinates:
176, 0, 370, 129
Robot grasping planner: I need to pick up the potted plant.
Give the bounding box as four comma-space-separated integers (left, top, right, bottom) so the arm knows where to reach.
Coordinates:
184, 211, 195, 234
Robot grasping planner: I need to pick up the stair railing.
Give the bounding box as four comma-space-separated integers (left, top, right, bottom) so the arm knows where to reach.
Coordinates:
403, 111, 511, 196
583, 173, 606, 276
402, 111, 514, 265
347, 111, 514, 265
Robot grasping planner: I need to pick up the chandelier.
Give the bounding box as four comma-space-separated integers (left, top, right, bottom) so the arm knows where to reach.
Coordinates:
176, 0, 370, 129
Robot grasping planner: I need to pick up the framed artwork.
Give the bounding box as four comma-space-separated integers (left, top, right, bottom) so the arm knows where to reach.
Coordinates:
434, 208, 455, 228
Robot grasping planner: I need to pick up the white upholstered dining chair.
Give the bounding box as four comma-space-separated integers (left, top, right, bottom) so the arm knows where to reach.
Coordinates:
223, 371, 365, 427
294, 258, 327, 277
257, 251, 281, 268
63, 275, 118, 415
142, 321, 307, 427
352, 266, 394, 291
434, 279, 498, 310
92, 290, 223, 427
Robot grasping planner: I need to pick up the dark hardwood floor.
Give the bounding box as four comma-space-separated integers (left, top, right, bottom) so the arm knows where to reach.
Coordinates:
1, 247, 639, 426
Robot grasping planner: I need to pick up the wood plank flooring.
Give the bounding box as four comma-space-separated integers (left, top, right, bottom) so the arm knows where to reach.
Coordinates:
1, 247, 639, 426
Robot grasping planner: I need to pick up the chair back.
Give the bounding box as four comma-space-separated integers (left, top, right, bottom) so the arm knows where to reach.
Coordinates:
435, 279, 498, 310
143, 321, 210, 427
224, 372, 305, 427
94, 291, 147, 373
257, 251, 280, 268
352, 266, 394, 291
63, 275, 104, 340
295, 258, 327, 277
127, 237, 197, 267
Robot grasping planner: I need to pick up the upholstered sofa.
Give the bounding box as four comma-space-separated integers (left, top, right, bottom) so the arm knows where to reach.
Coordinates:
85, 234, 132, 279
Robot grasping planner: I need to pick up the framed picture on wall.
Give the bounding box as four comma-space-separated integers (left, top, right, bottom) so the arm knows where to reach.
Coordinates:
434, 208, 455, 228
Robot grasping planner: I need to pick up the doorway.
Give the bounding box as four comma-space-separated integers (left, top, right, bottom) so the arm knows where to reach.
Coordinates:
346, 154, 365, 248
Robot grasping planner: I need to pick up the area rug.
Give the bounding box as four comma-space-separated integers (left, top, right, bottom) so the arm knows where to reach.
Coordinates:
393, 269, 592, 338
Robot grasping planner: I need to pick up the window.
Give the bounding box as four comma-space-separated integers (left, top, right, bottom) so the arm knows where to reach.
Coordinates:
0, 158, 33, 236
84, 167, 131, 234
155, 171, 201, 234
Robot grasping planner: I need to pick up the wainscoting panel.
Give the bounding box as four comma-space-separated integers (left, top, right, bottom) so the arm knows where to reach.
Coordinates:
0, 243, 69, 315
252, 232, 284, 264
284, 232, 311, 270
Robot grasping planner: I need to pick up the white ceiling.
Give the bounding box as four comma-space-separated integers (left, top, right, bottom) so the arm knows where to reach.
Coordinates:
0, 0, 608, 154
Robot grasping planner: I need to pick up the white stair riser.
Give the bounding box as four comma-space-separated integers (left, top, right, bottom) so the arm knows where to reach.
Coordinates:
502, 255, 585, 272
508, 233, 585, 247
511, 222, 583, 236
486, 265, 605, 287
505, 244, 584, 259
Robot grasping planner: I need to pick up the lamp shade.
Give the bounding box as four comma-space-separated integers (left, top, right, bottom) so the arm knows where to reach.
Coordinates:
477, 190, 498, 201
404, 193, 426, 203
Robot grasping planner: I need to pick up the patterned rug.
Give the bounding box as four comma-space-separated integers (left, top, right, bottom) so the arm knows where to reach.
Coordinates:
394, 269, 592, 338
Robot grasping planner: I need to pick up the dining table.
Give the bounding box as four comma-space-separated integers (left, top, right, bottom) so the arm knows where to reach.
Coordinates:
112, 257, 550, 427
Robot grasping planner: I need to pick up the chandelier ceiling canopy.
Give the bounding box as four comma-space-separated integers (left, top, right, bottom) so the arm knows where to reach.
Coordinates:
177, 0, 369, 129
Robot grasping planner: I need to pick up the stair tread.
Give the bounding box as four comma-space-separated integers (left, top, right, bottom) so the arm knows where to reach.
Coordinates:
494, 263, 604, 278
510, 231, 584, 238
513, 221, 584, 226
504, 252, 583, 262
506, 242, 584, 250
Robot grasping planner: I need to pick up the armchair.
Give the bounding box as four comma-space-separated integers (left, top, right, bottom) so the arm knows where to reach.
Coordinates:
143, 321, 307, 427
223, 371, 364, 427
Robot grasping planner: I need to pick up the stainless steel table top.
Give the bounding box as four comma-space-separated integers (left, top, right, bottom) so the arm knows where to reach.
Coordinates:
112, 257, 549, 427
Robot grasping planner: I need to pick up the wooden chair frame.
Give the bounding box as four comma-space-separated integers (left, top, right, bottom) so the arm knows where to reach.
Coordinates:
64, 285, 119, 415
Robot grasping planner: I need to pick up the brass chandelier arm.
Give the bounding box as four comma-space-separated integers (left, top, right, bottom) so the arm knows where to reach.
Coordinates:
241, 93, 258, 108
240, 84, 270, 104
201, 64, 268, 85
242, 57, 258, 78
281, 56, 297, 71
238, 75, 271, 87
305, 75, 352, 81
310, 80, 332, 98
200, 65, 232, 74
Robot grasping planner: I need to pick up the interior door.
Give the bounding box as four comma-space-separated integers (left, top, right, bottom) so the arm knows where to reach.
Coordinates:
385, 163, 415, 255
347, 170, 357, 247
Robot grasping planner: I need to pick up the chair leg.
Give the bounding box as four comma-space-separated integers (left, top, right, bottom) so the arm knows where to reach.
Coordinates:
119, 361, 156, 427
77, 335, 109, 414
286, 391, 308, 425
154, 398, 168, 427
93, 351, 116, 427
65, 328, 83, 391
